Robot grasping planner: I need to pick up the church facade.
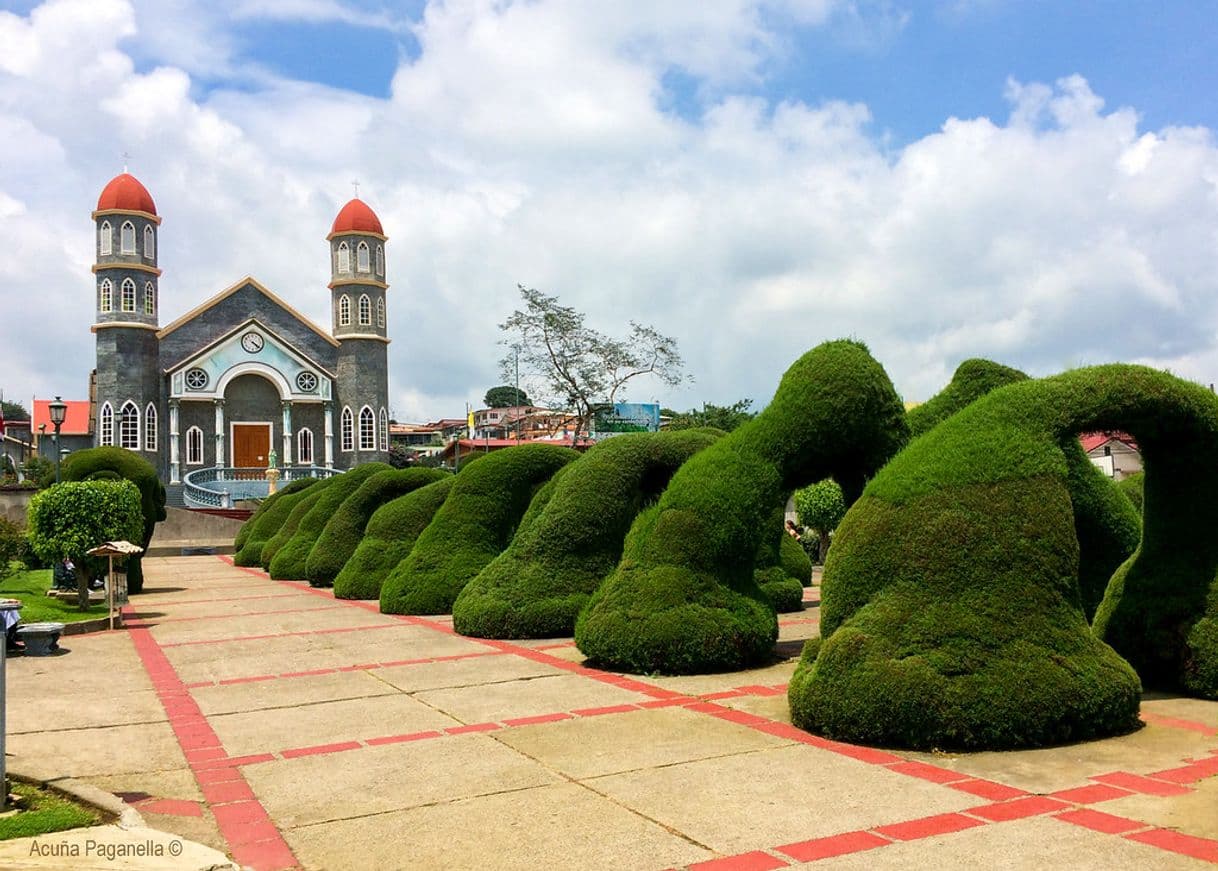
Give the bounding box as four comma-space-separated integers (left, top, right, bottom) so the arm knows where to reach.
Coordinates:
90, 173, 391, 485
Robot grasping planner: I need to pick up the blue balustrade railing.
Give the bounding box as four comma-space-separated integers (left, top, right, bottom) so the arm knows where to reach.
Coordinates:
182, 466, 340, 509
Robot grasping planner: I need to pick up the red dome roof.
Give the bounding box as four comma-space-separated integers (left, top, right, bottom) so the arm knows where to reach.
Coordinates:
96, 173, 157, 215
331, 198, 383, 235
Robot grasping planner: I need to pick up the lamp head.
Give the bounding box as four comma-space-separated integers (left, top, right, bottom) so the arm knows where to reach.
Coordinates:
48, 396, 67, 427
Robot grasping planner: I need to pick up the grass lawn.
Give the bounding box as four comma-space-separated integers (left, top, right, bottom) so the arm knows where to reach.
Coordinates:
0, 782, 101, 840
0, 567, 109, 624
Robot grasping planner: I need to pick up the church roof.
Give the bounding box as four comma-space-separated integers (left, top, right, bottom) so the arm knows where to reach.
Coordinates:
32, 399, 91, 435
157, 276, 339, 348
330, 198, 384, 237
96, 173, 157, 216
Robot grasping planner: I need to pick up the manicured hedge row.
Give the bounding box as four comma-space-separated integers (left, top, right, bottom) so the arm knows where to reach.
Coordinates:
380, 444, 579, 615
306, 468, 450, 588
751, 506, 807, 613
232, 478, 319, 565
452, 430, 720, 639
260, 478, 338, 570
791, 363, 1218, 751
575, 340, 908, 674
269, 464, 390, 581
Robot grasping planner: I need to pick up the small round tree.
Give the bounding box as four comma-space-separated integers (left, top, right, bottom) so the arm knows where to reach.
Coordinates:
26, 480, 144, 609
794, 480, 845, 564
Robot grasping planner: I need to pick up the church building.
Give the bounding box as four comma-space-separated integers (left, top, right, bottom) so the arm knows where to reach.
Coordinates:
90, 173, 391, 488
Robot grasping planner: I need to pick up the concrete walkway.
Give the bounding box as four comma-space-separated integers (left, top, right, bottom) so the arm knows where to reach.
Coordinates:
4, 555, 1216, 870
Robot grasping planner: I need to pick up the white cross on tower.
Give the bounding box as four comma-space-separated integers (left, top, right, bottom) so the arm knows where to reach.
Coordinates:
351, 179, 361, 199
122, 151, 132, 173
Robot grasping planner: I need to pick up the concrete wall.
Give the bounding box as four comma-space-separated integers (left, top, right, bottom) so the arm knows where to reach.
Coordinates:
150, 506, 244, 545
0, 489, 34, 527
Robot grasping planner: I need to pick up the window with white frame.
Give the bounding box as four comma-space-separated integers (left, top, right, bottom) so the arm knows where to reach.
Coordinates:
337, 242, 350, 273
144, 282, 155, 315
359, 406, 375, 450
358, 294, 371, 326
99, 402, 114, 446
99, 221, 112, 256
186, 426, 204, 465
121, 278, 136, 312
120, 221, 135, 254
119, 401, 140, 449
357, 241, 370, 273
297, 428, 314, 464
144, 403, 157, 451
339, 295, 351, 326
143, 225, 155, 259
340, 406, 354, 451
379, 407, 388, 451
99, 279, 113, 312
375, 244, 384, 276
376, 297, 385, 328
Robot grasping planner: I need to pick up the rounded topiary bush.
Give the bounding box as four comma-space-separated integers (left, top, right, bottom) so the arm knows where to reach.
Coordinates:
380, 444, 580, 615
751, 506, 808, 613
260, 478, 338, 570
452, 430, 720, 639
335, 475, 457, 600
62, 446, 167, 594
575, 340, 908, 674
1118, 471, 1144, 513
780, 532, 813, 587
305, 468, 449, 588
269, 463, 390, 581
905, 358, 1028, 438
791, 364, 1218, 751
233, 478, 320, 566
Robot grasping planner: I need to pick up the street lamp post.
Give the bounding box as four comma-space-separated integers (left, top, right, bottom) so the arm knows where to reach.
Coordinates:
48, 396, 66, 484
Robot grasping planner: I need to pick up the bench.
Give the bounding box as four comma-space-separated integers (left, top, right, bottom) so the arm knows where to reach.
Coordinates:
17, 622, 66, 656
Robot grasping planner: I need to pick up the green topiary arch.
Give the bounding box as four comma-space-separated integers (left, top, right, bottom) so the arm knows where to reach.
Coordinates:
575, 340, 908, 674
452, 429, 721, 639
789, 364, 1218, 751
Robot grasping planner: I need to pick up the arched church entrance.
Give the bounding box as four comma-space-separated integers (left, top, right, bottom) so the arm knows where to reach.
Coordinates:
225, 373, 281, 468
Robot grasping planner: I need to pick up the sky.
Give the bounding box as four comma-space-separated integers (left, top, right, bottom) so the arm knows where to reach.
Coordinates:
2, 0, 1217, 422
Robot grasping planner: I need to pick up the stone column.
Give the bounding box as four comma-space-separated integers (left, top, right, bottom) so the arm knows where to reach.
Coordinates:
281, 401, 293, 467
214, 399, 226, 469
323, 401, 334, 469
168, 399, 180, 483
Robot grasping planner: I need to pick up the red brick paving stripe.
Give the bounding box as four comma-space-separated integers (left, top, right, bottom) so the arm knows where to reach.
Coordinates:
1090, 771, 1193, 797
158, 621, 406, 647
874, 812, 987, 841
503, 712, 575, 727
572, 704, 641, 717
705, 708, 774, 728
944, 779, 1028, 801
230, 838, 300, 871
127, 603, 349, 625
445, 722, 502, 735
204, 753, 276, 768
637, 698, 694, 709
211, 800, 272, 827
1048, 783, 1135, 804
964, 796, 1070, 822
135, 798, 205, 818
885, 761, 971, 784
1146, 757, 1218, 784
139, 592, 303, 607
184, 747, 229, 763
218, 674, 281, 685
1139, 711, 1218, 736
699, 689, 750, 701
1053, 808, 1148, 835
200, 780, 258, 805
687, 850, 789, 871
732, 684, 786, 697
366, 730, 444, 746
775, 830, 891, 862
281, 740, 363, 759
1125, 828, 1218, 863
195, 767, 244, 785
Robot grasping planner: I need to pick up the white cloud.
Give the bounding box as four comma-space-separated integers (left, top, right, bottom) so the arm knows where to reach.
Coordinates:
2, 0, 1218, 428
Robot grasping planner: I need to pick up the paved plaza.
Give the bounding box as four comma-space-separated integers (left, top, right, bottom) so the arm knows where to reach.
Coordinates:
3, 555, 1216, 870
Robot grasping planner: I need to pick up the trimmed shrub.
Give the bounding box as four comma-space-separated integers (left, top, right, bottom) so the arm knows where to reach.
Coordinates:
269, 464, 390, 581
62, 447, 166, 595
1118, 471, 1144, 513
780, 532, 813, 587
794, 480, 845, 564
260, 479, 337, 570
905, 358, 1028, 438
751, 506, 807, 613
791, 363, 1218, 751
337, 476, 457, 600
306, 468, 449, 588
233, 478, 319, 560
380, 444, 580, 615
575, 340, 908, 674
453, 430, 720, 639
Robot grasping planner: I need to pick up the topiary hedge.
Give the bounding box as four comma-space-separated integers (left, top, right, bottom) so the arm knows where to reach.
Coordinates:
269, 464, 390, 581
452, 430, 720, 639
790, 364, 1218, 751
1117, 471, 1144, 513
380, 444, 580, 615
905, 358, 1029, 438
61, 447, 166, 594
337, 476, 457, 600
750, 506, 807, 613
575, 340, 908, 674
233, 478, 319, 564
260, 478, 337, 570
305, 468, 449, 588
781, 531, 813, 586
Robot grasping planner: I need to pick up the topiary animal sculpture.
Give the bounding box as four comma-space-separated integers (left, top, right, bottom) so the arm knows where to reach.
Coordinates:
453, 430, 720, 639
260, 477, 338, 570
380, 444, 580, 615
575, 340, 908, 674
789, 364, 1218, 752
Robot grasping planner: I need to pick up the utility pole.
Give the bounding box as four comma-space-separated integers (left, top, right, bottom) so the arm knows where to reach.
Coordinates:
513, 345, 521, 444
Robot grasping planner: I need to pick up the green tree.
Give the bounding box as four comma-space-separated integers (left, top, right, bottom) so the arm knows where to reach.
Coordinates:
795, 479, 846, 563
666, 400, 755, 433
26, 480, 144, 609
484, 385, 531, 408
1, 400, 29, 422
0, 517, 24, 580
21, 456, 55, 489
499, 285, 687, 443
